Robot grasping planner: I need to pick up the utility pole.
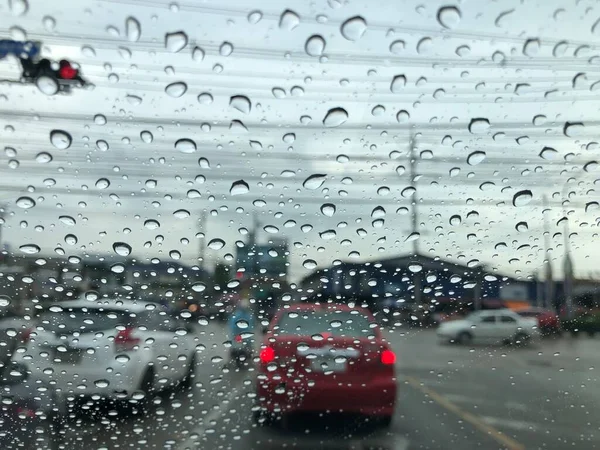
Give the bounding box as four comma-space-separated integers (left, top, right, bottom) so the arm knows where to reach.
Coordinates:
409, 132, 422, 308
563, 211, 574, 319
542, 195, 553, 309
198, 211, 207, 272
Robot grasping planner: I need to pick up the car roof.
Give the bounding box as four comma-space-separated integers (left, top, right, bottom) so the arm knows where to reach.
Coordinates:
47, 298, 163, 314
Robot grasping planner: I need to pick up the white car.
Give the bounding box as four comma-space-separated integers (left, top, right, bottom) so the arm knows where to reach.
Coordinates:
11, 298, 197, 414
436, 309, 539, 345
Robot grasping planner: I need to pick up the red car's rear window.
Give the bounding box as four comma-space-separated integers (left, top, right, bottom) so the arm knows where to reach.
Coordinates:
274, 310, 374, 338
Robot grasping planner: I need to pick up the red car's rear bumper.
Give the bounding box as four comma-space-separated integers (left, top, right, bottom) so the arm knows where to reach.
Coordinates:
256, 375, 396, 416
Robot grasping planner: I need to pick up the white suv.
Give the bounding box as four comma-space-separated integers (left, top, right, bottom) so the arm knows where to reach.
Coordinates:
12, 298, 197, 414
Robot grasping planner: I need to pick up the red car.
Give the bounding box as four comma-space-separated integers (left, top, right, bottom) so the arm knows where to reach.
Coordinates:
516, 307, 560, 334
254, 303, 397, 427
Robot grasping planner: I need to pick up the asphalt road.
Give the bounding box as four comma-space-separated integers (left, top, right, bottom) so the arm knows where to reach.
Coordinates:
44, 322, 600, 450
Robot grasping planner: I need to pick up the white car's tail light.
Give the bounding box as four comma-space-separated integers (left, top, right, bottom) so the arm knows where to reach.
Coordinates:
115, 328, 140, 352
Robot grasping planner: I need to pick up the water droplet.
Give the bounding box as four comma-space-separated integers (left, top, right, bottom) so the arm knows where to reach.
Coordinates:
144, 219, 160, 230
230, 95, 251, 114
36, 75, 59, 95
467, 151, 486, 166
389, 40, 405, 54
401, 186, 416, 197
390, 74, 406, 93
192, 282, 206, 292
449, 167, 460, 177
320, 203, 336, 217
175, 138, 197, 153
94, 379, 110, 388
584, 161, 598, 172
230, 180, 249, 195
408, 263, 423, 273
468, 118, 490, 134
208, 238, 225, 250
539, 147, 557, 160
305, 35, 326, 56
495, 9, 514, 27
303, 174, 327, 190
248, 10, 262, 24
323, 107, 348, 127
416, 37, 433, 54
110, 263, 125, 274
165, 81, 187, 98
173, 209, 190, 219
219, 41, 233, 56
50, 130, 72, 149
449, 214, 462, 226
96, 140, 109, 151
19, 244, 40, 254
272, 87, 286, 98
279, 9, 300, 31
585, 201, 599, 213
282, 133, 295, 143
263, 225, 279, 234
165, 31, 188, 52
377, 186, 390, 196
405, 232, 420, 242
523, 38, 540, 56
59, 215, 76, 226
126, 94, 143, 105
198, 157, 210, 169
125, 16, 141, 42
513, 190, 533, 207
341, 16, 367, 41
140, 130, 153, 143
35, 152, 52, 163
113, 242, 132, 256
16, 196, 35, 209
303, 259, 317, 270
516, 221, 528, 232
437, 6, 461, 29
115, 354, 130, 363
563, 121, 584, 137
192, 46, 205, 61
95, 178, 110, 189
65, 234, 78, 245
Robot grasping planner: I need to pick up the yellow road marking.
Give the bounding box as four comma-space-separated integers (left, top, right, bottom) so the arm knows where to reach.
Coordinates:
404, 376, 526, 450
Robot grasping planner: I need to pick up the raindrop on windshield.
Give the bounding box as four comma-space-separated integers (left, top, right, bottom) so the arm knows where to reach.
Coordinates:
303, 174, 327, 190
390, 75, 406, 93
140, 130, 153, 143
16, 197, 35, 209
59, 215, 76, 226
437, 6, 461, 29
95, 178, 110, 189
539, 147, 557, 160
449, 215, 462, 226
303, 259, 317, 270
192, 282, 206, 292
230, 95, 251, 114
50, 130, 72, 149
19, 244, 40, 254
396, 110, 410, 123
563, 121, 584, 137
208, 238, 225, 250
305, 35, 326, 56
230, 180, 250, 195
175, 138, 197, 153
523, 38, 540, 56
513, 190, 533, 207
467, 151, 486, 166
125, 16, 141, 42
279, 9, 300, 30
8, 0, 28, 16
165, 82, 187, 98
584, 161, 598, 172
401, 186, 416, 197
416, 37, 433, 54
173, 209, 190, 219
341, 16, 367, 41
516, 221, 528, 232
320, 203, 336, 217
405, 232, 420, 242
248, 10, 262, 24
220, 41, 234, 56
35, 152, 52, 163
144, 219, 160, 230
94, 114, 107, 125
165, 31, 188, 52
192, 46, 205, 61
389, 40, 405, 54
198, 93, 213, 104
468, 118, 490, 134
323, 107, 348, 127
113, 242, 132, 256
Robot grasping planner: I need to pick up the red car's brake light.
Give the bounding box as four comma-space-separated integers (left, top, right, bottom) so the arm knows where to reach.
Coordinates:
381, 349, 396, 365
259, 347, 275, 363
115, 328, 140, 352
235, 335, 243, 343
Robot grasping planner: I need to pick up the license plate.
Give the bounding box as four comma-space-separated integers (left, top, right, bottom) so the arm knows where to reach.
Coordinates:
54, 349, 82, 364
311, 358, 347, 373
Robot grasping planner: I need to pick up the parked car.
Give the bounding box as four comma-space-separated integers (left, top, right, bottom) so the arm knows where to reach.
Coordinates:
516, 307, 561, 335
0, 362, 61, 450
436, 309, 539, 345
561, 312, 600, 337
254, 303, 396, 427
11, 298, 197, 416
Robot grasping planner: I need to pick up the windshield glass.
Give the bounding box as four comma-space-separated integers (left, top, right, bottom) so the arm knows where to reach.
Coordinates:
275, 310, 373, 337
0, 1, 597, 449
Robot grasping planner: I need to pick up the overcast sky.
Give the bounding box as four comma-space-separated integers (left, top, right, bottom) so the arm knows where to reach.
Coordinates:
0, 0, 599, 282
